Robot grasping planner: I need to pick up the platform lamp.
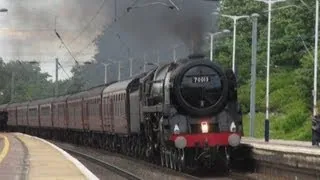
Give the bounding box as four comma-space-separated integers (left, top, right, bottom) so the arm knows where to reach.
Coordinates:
255, 0, 286, 142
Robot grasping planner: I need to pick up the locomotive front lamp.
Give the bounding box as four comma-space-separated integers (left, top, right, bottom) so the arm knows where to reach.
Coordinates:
201, 121, 209, 133
230, 122, 236, 132
174, 124, 180, 134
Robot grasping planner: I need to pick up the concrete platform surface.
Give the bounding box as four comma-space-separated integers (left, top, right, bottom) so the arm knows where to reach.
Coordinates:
0, 133, 27, 180
241, 137, 320, 155
0, 133, 99, 180
242, 137, 312, 147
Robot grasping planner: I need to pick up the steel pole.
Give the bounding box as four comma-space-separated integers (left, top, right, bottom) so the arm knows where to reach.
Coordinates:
55, 58, 59, 97
265, 1, 272, 142
314, 0, 319, 117
104, 64, 107, 84
250, 14, 259, 137
232, 19, 237, 73
210, 34, 213, 61
129, 58, 133, 77
118, 62, 121, 81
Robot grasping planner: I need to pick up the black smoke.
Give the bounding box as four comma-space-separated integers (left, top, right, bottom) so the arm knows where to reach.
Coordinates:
87, 0, 219, 87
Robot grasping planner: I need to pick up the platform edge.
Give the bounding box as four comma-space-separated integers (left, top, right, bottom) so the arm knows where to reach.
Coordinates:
15, 133, 99, 180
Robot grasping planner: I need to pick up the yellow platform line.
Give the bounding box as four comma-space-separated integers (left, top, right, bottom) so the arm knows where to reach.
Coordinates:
0, 134, 9, 163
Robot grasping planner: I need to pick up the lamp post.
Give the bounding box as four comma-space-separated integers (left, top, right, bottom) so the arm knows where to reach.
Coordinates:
143, 53, 147, 72
314, 0, 319, 117
102, 63, 110, 84
212, 12, 249, 73
118, 61, 121, 81
129, 58, 133, 77
250, 13, 260, 137
255, 0, 286, 142
208, 29, 231, 61
312, 0, 319, 146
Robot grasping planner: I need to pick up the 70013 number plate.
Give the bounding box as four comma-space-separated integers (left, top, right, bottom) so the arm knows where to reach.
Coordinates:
192, 76, 210, 83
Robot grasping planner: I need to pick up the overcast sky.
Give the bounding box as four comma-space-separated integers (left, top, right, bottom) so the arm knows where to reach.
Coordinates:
0, 0, 219, 81
0, 0, 110, 80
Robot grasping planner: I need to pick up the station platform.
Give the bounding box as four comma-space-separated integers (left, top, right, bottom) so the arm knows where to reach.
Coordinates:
240, 137, 320, 179
241, 137, 320, 154
0, 133, 98, 180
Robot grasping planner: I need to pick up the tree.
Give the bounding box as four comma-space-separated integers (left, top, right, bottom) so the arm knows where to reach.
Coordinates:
216, 0, 317, 140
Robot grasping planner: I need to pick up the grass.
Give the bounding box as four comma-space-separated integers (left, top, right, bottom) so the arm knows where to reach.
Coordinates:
242, 112, 312, 141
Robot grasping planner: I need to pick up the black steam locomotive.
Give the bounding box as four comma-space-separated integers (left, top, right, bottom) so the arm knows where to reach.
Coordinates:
143, 54, 242, 170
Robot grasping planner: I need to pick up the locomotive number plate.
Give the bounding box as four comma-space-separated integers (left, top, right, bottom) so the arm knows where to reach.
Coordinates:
192, 76, 210, 83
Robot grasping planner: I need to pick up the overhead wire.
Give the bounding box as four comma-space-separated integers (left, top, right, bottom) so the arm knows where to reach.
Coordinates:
57, 61, 71, 79
67, 0, 107, 46
73, 0, 141, 59
75, 0, 181, 60
55, 30, 79, 65
53, 0, 109, 68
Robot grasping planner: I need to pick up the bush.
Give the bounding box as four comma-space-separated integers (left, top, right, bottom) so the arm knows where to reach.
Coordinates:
240, 70, 311, 141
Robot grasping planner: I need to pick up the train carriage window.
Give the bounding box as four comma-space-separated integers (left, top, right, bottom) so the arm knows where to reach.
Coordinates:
41, 106, 50, 116
29, 108, 37, 117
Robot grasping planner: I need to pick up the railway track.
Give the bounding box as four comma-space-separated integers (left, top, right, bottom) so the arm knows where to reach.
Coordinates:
63, 146, 143, 180
54, 141, 255, 180
56, 141, 202, 180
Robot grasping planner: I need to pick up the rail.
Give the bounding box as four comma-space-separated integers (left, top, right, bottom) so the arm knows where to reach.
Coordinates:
56, 141, 254, 180
62, 146, 143, 180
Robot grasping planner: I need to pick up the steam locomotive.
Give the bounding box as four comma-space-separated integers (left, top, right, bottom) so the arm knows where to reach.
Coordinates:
0, 54, 243, 172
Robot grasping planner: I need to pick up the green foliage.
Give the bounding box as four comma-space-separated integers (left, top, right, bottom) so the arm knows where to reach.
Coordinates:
0, 60, 87, 104
218, 0, 316, 141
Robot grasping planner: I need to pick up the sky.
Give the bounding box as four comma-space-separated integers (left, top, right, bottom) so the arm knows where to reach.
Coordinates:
0, 0, 219, 81
0, 0, 110, 80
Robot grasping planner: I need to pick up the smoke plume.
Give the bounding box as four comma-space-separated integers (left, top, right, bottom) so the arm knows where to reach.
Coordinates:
88, 0, 219, 86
